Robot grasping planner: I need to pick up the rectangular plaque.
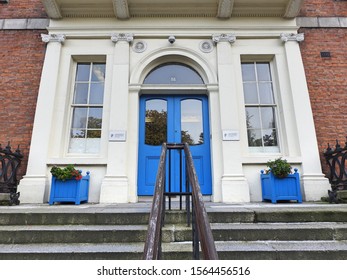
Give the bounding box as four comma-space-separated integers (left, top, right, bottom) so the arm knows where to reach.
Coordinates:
109, 130, 127, 142
222, 130, 240, 141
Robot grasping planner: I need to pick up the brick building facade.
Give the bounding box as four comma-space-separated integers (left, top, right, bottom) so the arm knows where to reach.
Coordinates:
298, 0, 347, 173
0, 0, 47, 177
1, 0, 346, 203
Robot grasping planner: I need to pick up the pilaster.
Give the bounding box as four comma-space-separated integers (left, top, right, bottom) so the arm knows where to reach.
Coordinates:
99, 33, 134, 203
18, 34, 65, 203
214, 34, 250, 203
207, 84, 223, 202
280, 33, 330, 201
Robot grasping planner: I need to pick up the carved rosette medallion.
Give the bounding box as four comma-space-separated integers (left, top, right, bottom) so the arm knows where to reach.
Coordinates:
199, 40, 214, 53
133, 41, 147, 53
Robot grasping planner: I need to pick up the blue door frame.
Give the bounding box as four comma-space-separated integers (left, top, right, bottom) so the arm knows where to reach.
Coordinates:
138, 95, 212, 196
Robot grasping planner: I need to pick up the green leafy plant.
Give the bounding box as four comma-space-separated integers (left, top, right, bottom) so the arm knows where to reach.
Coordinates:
50, 165, 82, 181
265, 157, 292, 178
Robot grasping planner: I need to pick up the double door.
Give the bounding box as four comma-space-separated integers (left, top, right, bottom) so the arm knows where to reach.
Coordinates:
138, 95, 212, 195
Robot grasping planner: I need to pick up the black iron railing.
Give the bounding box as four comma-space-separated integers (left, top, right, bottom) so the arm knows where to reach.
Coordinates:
0, 142, 23, 205
323, 138, 347, 202
143, 143, 218, 260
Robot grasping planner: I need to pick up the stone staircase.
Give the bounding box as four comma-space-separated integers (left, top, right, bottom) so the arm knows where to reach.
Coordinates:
0, 203, 347, 259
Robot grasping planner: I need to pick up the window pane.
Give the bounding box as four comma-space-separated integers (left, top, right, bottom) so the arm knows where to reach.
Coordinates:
262, 129, 278, 146
259, 82, 274, 104
243, 83, 258, 104
69, 138, 86, 153
88, 108, 103, 129
71, 108, 87, 128
241, 63, 256, 81
256, 63, 271, 81
261, 107, 276, 129
89, 83, 104, 104
85, 139, 101, 153
70, 129, 86, 138
145, 99, 167, 145
76, 64, 90, 81
87, 130, 101, 138
74, 83, 89, 104
91, 64, 106, 82
247, 129, 262, 147
245, 107, 261, 129
144, 64, 204, 84
181, 99, 203, 145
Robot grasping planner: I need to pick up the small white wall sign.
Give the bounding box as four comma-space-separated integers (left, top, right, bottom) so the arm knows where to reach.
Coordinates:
109, 130, 127, 142
222, 130, 240, 141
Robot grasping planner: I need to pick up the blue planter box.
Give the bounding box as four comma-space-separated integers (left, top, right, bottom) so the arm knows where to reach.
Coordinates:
49, 172, 90, 205
261, 169, 302, 203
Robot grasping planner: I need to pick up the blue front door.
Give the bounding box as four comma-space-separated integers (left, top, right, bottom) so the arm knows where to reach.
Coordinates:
138, 95, 212, 195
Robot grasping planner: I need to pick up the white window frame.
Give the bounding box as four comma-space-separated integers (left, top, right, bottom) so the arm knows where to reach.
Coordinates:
241, 59, 281, 154
67, 59, 106, 155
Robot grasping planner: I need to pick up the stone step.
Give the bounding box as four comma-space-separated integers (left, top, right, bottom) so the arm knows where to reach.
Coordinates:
210, 222, 347, 242
1, 240, 347, 260
1, 207, 347, 225
0, 203, 346, 260
0, 222, 346, 244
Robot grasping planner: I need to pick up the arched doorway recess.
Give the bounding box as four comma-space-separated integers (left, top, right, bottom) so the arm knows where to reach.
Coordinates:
137, 62, 212, 196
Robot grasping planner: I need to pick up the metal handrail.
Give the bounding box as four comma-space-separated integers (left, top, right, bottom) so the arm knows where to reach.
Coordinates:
143, 143, 167, 260
143, 142, 218, 260
183, 143, 218, 260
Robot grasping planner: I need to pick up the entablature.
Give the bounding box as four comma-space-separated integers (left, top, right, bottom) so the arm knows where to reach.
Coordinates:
42, 0, 304, 20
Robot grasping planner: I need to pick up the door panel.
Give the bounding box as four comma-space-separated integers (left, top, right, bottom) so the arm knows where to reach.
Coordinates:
138, 95, 212, 195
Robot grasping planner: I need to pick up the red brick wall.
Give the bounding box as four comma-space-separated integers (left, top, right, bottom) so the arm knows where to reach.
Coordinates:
300, 0, 347, 17
0, 30, 46, 178
0, 0, 46, 18
299, 1, 347, 173
299, 28, 347, 173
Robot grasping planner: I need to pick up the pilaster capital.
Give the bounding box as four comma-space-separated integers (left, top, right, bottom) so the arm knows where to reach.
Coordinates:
111, 33, 134, 44
280, 33, 304, 43
212, 34, 236, 45
41, 34, 65, 44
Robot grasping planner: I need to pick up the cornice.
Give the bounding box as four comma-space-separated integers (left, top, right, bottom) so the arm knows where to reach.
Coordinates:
112, 0, 130, 20
284, 0, 304, 19
41, 0, 62, 19
217, 0, 234, 19
41, 0, 304, 20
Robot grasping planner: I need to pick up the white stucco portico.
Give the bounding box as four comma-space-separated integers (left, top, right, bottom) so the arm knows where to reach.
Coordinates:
18, 0, 330, 204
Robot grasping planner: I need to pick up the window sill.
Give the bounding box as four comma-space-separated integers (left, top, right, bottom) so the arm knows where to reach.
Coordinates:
47, 157, 107, 166
241, 156, 302, 165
